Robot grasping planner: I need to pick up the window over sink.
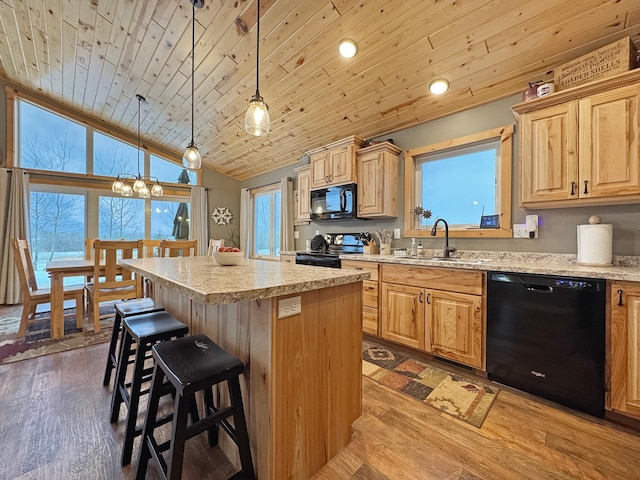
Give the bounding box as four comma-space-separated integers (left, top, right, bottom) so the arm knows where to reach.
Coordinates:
403, 125, 514, 238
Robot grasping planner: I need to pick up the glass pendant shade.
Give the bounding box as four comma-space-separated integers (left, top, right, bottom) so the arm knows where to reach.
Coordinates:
245, 96, 270, 136
182, 143, 202, 169
138, 185, 151, 198
151, 182, 164, 197
112, 177, 124, 193
121, 183, 134, 197
133, 177, 146, 192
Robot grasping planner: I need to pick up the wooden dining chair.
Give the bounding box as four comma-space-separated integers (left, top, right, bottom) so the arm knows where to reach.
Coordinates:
207, 239, 224, 256
12, 238, 85, 337
138, 239, 162, 297
139, 239, 161, 259
85, 240, 142, 333
159, 239, 198, 257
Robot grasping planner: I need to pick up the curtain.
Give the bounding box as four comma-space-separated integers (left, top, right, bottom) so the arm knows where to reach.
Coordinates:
280, 176, 294, 252
240, 188, 251, 258
0, 168, 30, 305
190, 186, 208, 255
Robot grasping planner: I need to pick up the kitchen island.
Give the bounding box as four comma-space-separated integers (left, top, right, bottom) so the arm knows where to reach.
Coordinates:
119, 256, 369, 480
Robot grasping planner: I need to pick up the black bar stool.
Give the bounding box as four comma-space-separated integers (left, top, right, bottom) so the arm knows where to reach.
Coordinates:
135, 334, 255, 480
110, 311, 190, 466
103, 298, 165, 386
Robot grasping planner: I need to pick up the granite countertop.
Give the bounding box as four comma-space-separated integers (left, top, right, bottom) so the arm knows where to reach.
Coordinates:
338, 250, 640, 282
120, 256, 370, 304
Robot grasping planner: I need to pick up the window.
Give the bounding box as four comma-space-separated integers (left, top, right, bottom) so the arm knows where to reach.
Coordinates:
14, 96, 193, 277
29, 188, 86, 288
19, 101, 86, 174
251, 184, 281, 259
404, 126, 513, 238
151, 200, 190, 240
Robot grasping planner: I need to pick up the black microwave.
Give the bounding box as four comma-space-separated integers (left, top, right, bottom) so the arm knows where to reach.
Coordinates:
310, 183, 357, 221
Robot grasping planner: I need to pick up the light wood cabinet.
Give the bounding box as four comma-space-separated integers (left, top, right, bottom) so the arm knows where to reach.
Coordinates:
293, 165, 311, 222
609, 281, 640, 419
380, 264, 485, 369
381, 282, 425, 350
342, 260, 379, 335
513, 71, 640, 208
307, 136, 363, 189
356, 141, 401, 218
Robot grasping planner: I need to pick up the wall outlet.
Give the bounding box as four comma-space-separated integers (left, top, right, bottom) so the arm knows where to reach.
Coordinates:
278, 296, 302, 319
513, 224, 528, 238
393, 228, 401, 239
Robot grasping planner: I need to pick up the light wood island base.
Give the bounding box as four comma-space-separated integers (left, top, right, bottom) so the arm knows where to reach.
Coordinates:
153, 280, 363, 480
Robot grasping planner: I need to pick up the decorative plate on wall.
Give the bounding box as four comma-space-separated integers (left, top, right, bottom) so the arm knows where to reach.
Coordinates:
211, 207, 233, 225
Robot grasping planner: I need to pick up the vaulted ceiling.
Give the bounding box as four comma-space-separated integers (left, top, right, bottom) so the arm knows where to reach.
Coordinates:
0, 0, 639, 180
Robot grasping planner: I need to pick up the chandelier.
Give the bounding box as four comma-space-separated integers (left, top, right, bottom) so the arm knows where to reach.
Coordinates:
111, 94, 163, 198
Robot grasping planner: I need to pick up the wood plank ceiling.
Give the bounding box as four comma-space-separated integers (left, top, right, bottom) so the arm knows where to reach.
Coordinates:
0, 0, 639, 180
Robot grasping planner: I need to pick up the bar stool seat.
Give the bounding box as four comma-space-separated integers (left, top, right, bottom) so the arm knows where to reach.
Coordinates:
111, 311, 189, 466
135, 334, 255, 480
103, 298, 165, 387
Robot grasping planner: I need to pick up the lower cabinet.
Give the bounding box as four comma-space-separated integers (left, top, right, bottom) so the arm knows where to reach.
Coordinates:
342, 260, 379, 335
380, 264, 485, 370
609, 281, 640, 419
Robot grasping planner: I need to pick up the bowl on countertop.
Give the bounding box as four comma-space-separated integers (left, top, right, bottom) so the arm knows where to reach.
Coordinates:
213, 251, 243, 266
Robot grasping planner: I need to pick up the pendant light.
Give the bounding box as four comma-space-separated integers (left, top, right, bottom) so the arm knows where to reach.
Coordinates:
183, 0, 204, 169
245, 0, 270, 136
110, 94, 164, 198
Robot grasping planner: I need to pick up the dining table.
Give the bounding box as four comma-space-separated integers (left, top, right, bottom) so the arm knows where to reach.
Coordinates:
45, 259, 95, 339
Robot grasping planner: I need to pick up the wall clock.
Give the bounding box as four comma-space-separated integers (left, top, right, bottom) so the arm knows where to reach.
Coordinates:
211, 207, 233, 225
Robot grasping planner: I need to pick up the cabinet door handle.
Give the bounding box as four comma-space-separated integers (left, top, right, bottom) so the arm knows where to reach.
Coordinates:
570, 181, 576, 196
354, 266, 363, 270
419, 292, 423, 303
426, 293, 431, 304
618, 289, 624, 306
325, 175, 330, 183
329, 174, 333, 182
583, 180, 589, 194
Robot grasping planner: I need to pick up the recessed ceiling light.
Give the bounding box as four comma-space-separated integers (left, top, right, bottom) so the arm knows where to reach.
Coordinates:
429, 78, 450, 95
338, 39, 358, 58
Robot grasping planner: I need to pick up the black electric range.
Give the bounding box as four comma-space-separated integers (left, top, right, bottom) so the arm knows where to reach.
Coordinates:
295, 233, 364, 268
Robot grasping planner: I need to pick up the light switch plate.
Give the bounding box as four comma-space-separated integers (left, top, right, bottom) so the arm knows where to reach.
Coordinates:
393, 228, 401, 239
278, 296, 302, 319
294, 230, 300, 239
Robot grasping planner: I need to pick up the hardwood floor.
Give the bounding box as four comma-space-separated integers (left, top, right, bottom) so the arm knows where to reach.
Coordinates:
0, 339, 639, 479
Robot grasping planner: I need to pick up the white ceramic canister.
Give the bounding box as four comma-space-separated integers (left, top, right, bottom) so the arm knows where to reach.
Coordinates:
537, 82, 555, 97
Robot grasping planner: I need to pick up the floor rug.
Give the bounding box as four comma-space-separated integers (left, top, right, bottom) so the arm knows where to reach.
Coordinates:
362, 342, 499, 428
0, 306, 115, 365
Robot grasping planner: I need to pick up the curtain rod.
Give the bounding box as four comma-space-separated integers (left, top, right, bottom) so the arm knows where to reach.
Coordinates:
252, 177, 292, 189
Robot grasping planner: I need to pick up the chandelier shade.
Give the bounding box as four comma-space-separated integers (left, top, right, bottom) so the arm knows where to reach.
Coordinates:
245, 0, 270, 136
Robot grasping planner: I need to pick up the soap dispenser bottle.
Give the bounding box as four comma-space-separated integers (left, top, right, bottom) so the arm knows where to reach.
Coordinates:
410, 238, 417, 257
417, 241, 423, 257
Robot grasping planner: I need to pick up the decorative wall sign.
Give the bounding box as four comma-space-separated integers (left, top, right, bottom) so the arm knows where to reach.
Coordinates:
211, 207, 233, 225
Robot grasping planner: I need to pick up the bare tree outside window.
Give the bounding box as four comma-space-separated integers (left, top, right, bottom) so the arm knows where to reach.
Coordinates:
23, 130, 85, 268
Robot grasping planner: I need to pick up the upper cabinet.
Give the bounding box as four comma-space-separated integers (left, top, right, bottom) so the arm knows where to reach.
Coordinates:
293, 165, 311, 223
513, 70, 640, 208
307, 136, 363, 189
357, 142, 401, 218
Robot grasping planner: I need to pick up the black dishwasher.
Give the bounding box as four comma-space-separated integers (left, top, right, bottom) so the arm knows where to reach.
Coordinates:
487, 271, 605, 417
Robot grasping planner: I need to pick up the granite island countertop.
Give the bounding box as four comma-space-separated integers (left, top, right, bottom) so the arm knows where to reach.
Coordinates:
120, 256, 370, 304
338, 250, 640, 282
